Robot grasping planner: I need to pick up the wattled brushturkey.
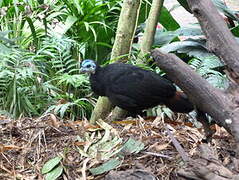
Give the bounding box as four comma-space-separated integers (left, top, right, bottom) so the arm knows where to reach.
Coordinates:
80, 59, 194, 114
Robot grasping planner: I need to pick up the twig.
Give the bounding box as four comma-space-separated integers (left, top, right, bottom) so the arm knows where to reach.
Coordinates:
165, 125, 189, 162
143, 151, 173, 159
82, 158, 90, 180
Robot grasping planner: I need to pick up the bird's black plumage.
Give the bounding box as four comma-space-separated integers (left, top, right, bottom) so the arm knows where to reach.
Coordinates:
81, 60, 194, 114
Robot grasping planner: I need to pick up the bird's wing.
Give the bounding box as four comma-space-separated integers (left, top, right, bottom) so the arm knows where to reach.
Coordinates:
104, 66, 176, 109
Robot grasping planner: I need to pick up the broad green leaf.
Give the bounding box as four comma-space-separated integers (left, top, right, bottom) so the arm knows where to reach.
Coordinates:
154, 30, 178, 46
187, 49, 213, 59
100, 136, 122, 152
176, 27, 203, 36
47, 12, 65, 20
0, 44, 11, 54
231, 25, 239, 37
73, 0, 84, 15
45, 165, 63, 180
41, 156, 62, 174
101, 146, 123, 160
160, 40, 205, 53
63, 15, 78, 34
25, 17, 38, 49
59, 103, 73, 118
121, 138, 144, 154
96, 119, 113, 144
212, 0, 239, 21
159, 7, 180, 31
89, 158, 122, 175
177, 0, 192, 13
162, 107, 174, 119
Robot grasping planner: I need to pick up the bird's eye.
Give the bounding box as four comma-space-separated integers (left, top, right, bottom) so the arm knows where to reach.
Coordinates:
86, 64, 91, 68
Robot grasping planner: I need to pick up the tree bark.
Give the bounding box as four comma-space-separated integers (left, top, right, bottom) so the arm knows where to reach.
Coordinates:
186, 0, 239, 79
178, 144, 239, 180
185, 0, 239, 144
137, 0, 164, 63
151, 50, 233, 132
89, 97, 113, 123
90, 0, 141, 123
111, 0, 142, 63
151, 0, 239, 145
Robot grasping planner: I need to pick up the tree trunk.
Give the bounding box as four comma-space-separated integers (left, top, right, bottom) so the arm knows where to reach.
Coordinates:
90, 0, 141, 123
137, 0, 164, 63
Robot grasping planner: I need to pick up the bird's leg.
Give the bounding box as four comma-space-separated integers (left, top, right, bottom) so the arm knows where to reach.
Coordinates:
196, 109, 216, 142
108, 107, 128, 121
126, 110, 147, 118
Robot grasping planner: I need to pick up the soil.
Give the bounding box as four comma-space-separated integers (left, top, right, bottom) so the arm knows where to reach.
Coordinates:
0, 114, 238, 179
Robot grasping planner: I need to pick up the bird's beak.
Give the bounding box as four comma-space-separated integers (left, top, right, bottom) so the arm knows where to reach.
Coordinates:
79, 67, 95, 74
79, 67, 86, 74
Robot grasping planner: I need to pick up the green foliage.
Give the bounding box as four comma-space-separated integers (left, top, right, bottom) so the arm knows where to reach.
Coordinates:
42, 156, 63, 174
89, 158, 122, 175
157, 27, 229, 89
42, 156, 63, 180
0, 48, 50, 118
52, 0, 120, 62
231, 25, 239, 37
0, 0, 48, 49
33, 35, 95, 119
189, 56, 228, 89
0, 33, 95, 119
131, 4, 234, 117
212, 0, 239, 22
0, 0, 122, 119
159, 6, 180, 31
34, 35, 80, 77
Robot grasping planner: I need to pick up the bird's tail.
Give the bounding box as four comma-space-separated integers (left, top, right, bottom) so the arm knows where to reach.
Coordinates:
164, 91, 194, 113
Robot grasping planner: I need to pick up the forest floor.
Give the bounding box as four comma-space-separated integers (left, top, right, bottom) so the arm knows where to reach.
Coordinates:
0, 113, 237, 179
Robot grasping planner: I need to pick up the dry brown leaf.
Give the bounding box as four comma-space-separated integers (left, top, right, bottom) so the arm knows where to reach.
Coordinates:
48, 113, 60, 128
74, 141, 87, 146
148, 142, 170, 152
155, 143, 170, 152
85, 124, 101, 131
112, 120, 137, 125
0, 144, 22, 152
56, 98, 67, 105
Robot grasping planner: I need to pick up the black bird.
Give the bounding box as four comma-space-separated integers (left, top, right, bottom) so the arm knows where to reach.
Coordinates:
80, 59, 194, 114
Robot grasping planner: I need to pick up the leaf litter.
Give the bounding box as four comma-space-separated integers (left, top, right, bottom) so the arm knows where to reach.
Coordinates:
0, 113, 237, 179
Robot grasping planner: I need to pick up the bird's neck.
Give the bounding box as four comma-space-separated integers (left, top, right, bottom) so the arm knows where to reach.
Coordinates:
93, 64, 101, 75
90, 64, 102, 79
89, 64, 106, 96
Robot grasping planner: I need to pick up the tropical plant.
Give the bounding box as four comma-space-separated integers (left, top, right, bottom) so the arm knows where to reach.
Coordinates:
0, 32, 96, 119
33, 35, 96, 120
0, 0, 123, 119
0, 47, 50, 118
0, 0, 50, 49
48, 0, 121, 62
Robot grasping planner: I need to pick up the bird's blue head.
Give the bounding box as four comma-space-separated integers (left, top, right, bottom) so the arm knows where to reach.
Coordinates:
80, 59, 97, 74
